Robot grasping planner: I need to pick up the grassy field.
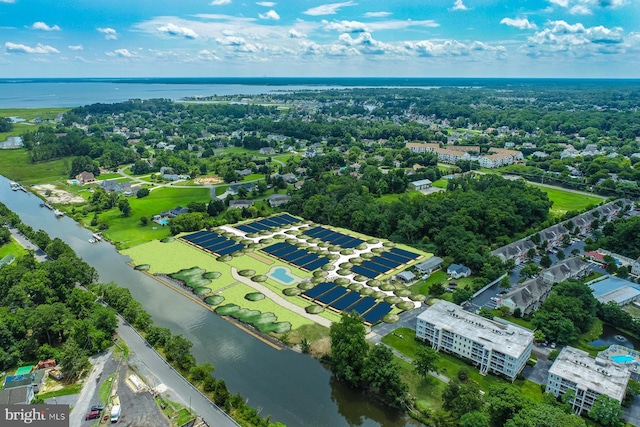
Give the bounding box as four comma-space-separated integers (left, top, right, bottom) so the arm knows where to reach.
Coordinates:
432, 178, 448, 189
376, 191, 423, 203
382, 327, 543, 401
528, 184, 603, 216
0, 108, 70, 142
0, 238, 28, 259
0, 149, 69, 184
242, 173, 265, 182
74, 187, 210, 248
409, 270, 476, 302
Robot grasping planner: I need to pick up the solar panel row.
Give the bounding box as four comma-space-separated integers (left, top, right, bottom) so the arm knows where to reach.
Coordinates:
351, 249, 422, 278
303, 226, 365, 249
301, 282, 392, 324
181, 231, 246, 256
262, 242, 329, 271
235, 213, 300, 234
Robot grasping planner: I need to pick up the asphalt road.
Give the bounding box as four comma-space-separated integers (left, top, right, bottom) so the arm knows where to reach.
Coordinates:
8, 226, 50, 262
70, 350, 113, 427
115, 317, 239, 427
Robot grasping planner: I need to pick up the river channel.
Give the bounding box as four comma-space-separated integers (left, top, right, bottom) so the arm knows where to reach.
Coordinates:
0, 175, 418, 427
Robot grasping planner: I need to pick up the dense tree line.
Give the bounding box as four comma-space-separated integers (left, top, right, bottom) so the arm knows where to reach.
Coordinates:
328, 313, 408, 409
0, 203, 112, 379
594, 216, 640, 260
287, 173, 551, 271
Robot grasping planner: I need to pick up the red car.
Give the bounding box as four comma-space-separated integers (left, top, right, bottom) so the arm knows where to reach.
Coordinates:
85, 410, 101, 420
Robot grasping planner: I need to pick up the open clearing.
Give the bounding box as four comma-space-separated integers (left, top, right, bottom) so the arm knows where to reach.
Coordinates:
528, 183, 603, 216
33, 184, 85, 204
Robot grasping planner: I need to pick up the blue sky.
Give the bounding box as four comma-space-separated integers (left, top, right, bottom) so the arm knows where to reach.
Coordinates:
0, 0, 638, 78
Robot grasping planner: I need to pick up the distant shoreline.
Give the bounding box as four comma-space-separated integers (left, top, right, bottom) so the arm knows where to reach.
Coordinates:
2, 77, 640, 87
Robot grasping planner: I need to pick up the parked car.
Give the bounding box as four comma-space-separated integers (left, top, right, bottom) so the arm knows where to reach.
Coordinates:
90, 404, 105, 412
85, 410, 101, 420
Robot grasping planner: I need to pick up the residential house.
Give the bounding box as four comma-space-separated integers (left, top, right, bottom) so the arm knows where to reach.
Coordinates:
227, 183, 256, 196
491, 239, 537, 265
259, 147, 276, 155
410, 179, 432, 191
100, 179, 123, 193
416, 300, 533, 381
500, 277, 551, 316
396, 271, 416, 283
546, 347, 629, 415
235, 169, 252, 177
281, 173, 297, 183
229, 200, 254, 209
541, 257, 590, 285
414, 256, 444, 275
0, 385, 34, 405
447, 264, 471, 279
2, 370, 45, 393
161, 206, 189, 218
76, 171, 96, 185
539, 224, 569, 248
500, 258, 591, 315
267, 194, 291, 208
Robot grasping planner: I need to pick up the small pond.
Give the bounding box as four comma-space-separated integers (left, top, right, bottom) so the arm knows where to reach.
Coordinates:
589, 324, 640, 349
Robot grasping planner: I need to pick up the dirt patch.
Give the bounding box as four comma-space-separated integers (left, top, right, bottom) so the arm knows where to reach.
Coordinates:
33, 184, 84, 204
245, 251, 274, 265
194, 175, 223, 185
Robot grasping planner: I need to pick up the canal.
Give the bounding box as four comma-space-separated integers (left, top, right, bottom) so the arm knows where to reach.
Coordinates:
0, 175, 418, 427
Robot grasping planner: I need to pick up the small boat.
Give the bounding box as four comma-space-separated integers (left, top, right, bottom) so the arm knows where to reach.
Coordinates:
39, 202, 45, 208
92, 233, 102, 241
88, 238, 96, 244
9, 181, 19, 191
53, 209, 65, 217
18, 186, 27, 192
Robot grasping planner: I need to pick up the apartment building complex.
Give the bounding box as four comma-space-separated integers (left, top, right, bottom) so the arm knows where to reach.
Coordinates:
546, 347, 630, 415
416, 300, 533, 380
406, 142, 522, 168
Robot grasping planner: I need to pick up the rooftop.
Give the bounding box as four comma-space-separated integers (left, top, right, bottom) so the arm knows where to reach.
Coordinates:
418, 300, 533, 359
590, 276, 640, 299
549, 346, 629, 402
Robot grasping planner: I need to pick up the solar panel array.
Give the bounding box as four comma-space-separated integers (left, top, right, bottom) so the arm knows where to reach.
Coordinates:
235, 213, 300, 234
302, 282, 393, 324
262, 242, 330, 271
352, 247, 422, 279
182, 230, 245, 256
302, 226, 365, 249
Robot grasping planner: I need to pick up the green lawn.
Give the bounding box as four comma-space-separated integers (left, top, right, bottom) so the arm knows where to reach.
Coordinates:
432, 179, 448, 189
409, 271, 476, 301
528, 184, 603, 216
396, 358, 446, 412
97, 173, 123, 180
242, 174, 265, 182
622, 303, 640, 319
0, 149, 69, 184
0, 238, 28, 259
383, 327, 543, 400
0, 108, 69, 121
376, 191, 423, 203
75, 187, 210, 248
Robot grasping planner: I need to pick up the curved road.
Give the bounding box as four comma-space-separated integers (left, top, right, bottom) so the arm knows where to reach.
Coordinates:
115, 317, 239, 427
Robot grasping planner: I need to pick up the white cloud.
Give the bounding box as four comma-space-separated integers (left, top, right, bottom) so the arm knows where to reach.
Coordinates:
364, 11, 391, 18
451, 0, 468, 11
570, 5, 593, 14
256, 1, 276, 6
5, 42, 59, 54
157, 23, 198, 39
30, 22, 61, 31
106, 48, 134, 58
304, 1, 356, 16
405, 39, 505, 57
500, 17, 537, 30
97, 27, 118, 40
338, 32, 398, 55
526, 20, 625, 57
324, 20, 368, 33
288, 29, 306, 38
367, 19, 439, 31
258, 10, 280, 20
68, 45, 83, 51
216, 36, 261, 52
210, 0, 231, 4
548, 0, 627, 11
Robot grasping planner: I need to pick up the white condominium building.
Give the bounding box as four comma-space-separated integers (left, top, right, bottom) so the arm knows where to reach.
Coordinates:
546, 346, 630, 415
416, 300, 533, 380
